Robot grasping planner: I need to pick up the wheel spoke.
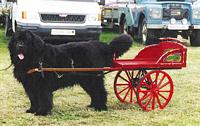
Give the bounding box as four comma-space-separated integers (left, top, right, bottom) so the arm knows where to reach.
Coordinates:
159, 81, 170, 89
155, 71, 159, 84
144, 95, 153, 108
118, 74, 130, 83
115, 83, 129, 86
127, 70, 133, 79
158, 92, 168, 101
140, 92, 151, 101
118, 86, 129, 94
136, 70, 141, 78
125, 71, 132, 82
122, 88, 131, 102
140, 82, 151, 89
131, 70, 134, 79
159, 90, 171, 92
130, 87, 133, 103
152, 96, 155, 110
142, 70, 147, 77
147, 74, 153, 84
156, 94, 162, 108
158, 74, 166, 87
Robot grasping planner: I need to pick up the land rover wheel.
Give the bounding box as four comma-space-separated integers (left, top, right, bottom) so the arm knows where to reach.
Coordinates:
141, 19, 157, 45
5, 16, 13, 37
119, 21, 128, 34
190, 30, 200, 46
119, 13, 132, 35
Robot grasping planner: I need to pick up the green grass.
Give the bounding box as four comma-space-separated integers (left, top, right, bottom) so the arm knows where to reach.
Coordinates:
0, 29, 200, 126
100, 30, 119, 43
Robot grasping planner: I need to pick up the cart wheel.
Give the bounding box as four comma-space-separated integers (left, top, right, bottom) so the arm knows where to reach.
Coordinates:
114, 70, 147, 104
137, 70, 174, 111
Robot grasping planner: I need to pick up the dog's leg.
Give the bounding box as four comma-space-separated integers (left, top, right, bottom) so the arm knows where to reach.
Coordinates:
80, 76, 107, 111
35, 91, 53, 116
22, 83, 39, 113
35, 82, 53, 116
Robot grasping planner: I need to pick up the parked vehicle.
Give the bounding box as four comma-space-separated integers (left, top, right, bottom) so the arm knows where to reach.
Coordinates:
101, 1, 127, 29
5, 0, 103, 41
0, 0, 8, 26
119, 0, 200, 46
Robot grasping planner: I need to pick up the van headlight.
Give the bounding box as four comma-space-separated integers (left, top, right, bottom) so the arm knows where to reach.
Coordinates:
149, 8, 162, 19
87, 14, 101, 22
193, 9, 200, 19
22, 11, 38, 19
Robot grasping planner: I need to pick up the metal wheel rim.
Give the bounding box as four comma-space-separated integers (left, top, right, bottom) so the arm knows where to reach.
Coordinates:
137, 70, 174, 111
114, 70, 147, 104
123, 23, 128, 34
142, 23, 147, 44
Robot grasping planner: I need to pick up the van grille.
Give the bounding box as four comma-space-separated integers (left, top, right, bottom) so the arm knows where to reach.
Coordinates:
163, 4, 189, 20
163, 8, 189, 20
40, 14, 86, 23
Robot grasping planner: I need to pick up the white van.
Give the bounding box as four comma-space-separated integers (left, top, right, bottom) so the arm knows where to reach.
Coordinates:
5, 0, 103, 41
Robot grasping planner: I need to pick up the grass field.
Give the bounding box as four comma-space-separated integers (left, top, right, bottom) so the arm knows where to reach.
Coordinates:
0, 28, 200, 126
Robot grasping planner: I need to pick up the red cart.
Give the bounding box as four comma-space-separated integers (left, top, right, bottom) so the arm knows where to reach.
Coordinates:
28, 38, 187, 111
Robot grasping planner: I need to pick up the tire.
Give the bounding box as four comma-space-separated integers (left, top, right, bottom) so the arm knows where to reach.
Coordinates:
119, 14, 134, 37
141, 19, 158, 45
5, 16, 13, 37
190, 30, 200, 46
119, 13, 126, 34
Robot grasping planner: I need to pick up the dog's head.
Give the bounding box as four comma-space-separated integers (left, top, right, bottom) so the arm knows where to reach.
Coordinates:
8, 30, 45, 64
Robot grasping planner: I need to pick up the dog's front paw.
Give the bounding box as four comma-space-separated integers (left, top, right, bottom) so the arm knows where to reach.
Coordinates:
87, 103, 95, 108
26, 107, 37, 113
35, 109, 51, 116
94, 105, 107, 111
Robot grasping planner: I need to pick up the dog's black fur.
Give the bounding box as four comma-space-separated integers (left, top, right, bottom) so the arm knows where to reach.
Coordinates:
8, 30, 133, 116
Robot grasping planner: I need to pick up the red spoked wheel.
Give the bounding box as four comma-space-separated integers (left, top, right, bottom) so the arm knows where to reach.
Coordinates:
137, 70, 174, 111
114, 70, 147, 104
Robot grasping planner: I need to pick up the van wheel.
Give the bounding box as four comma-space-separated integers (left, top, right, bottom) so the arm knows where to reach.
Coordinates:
119, 14, 134, 37
190, 30, 200, 46
141, 19, 158, 45
119, 13, 127, 34
5, 16, 13, 37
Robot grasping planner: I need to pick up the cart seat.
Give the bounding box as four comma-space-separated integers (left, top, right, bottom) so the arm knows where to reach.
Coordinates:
112, 40, 187, 69
113, 60, 157, 68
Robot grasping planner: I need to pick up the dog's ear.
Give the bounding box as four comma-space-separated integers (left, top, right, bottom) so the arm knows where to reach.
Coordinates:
24, 30, 34, 41
26, 30, 45, 53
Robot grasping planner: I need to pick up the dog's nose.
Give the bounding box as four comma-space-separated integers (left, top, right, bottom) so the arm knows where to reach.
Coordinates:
18, 44, 23, 48
16, 43, 24, 51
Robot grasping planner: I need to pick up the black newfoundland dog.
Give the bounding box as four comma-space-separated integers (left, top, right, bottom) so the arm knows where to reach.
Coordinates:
8, 30, 133, 116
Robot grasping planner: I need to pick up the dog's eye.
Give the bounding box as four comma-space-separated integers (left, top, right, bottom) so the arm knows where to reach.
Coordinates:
17, 41, 24, 47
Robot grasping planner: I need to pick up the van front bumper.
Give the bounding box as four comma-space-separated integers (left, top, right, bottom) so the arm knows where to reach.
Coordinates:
17, 23, 102, 41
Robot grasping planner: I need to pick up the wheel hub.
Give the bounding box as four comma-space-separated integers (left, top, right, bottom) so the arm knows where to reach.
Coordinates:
131, 78, 140, 87
151, 85, 159, 96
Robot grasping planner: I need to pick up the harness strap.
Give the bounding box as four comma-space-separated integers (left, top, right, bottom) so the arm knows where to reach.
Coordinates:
0, 63, 13, 71
39, 61, 45, 78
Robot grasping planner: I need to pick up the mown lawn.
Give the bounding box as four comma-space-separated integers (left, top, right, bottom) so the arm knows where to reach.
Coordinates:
0, 28, 200, 126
